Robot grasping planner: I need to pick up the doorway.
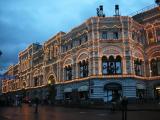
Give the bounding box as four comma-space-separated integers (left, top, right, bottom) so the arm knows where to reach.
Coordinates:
104, 83, 122, 102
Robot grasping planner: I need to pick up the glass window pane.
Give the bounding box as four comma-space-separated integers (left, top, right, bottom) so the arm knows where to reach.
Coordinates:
157, 61, 160, 75
109, 62, 115, 74
116, 62, 121, 74
113, 32, 118, 39
80, 66, 83, 77
102, 32, 107, 39
156, 28, 160, 42
102, 62, 108, 74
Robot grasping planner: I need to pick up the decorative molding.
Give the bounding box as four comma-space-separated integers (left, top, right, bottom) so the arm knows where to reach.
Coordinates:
101, 46, 123, 57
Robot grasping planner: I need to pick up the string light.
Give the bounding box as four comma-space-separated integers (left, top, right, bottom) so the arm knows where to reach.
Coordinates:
2, 4, 160, 94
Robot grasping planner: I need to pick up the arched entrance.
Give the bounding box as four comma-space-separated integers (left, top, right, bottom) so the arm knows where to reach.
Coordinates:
47, 75, 56, 104
104, 82, 122, 102
48, 75, 55, 85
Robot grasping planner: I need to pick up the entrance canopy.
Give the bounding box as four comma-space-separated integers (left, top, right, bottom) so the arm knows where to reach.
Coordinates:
78, 86, 89, 92
64, 88, 72, 93
104, 83, 122, 90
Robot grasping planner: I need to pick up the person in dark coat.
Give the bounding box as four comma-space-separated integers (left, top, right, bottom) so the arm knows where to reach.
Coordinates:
121, 96, 128, 120
34, 97, 39, 113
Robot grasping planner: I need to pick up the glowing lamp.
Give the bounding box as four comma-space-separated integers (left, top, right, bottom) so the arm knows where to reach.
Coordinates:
48, 80, 51, 85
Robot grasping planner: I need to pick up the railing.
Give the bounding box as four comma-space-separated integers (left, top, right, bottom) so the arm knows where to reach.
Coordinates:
129, 4, 157, 16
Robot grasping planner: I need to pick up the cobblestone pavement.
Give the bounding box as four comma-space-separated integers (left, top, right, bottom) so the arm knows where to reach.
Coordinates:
0, 104, 160, 120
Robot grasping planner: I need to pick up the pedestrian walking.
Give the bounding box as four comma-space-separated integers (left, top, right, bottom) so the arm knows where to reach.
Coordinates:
18, 96, 22, 107
121, 96, 128, 120
34, 97, 39, 113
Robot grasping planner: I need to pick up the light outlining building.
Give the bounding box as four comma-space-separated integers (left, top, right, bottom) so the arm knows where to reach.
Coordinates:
1, 1, 160, 104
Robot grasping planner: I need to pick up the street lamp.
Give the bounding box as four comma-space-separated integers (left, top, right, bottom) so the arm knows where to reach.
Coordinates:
48, 80, 51, 85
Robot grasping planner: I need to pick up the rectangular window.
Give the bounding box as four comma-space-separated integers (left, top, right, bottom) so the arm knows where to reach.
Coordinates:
113, 32, 119, 39
102, 31, 107, 39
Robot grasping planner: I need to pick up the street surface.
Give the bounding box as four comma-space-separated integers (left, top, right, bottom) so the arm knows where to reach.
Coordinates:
0, 104, 160, 120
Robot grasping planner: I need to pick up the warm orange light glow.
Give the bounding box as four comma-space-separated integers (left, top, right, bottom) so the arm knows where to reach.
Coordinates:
48, 80, 51, 85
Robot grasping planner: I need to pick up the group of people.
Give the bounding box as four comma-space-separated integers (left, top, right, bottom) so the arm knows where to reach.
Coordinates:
0, 95, 40, 113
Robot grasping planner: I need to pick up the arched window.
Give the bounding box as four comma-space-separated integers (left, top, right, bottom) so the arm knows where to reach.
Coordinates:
134, 59, 143, 76
156, 28, 160, 42
148, 30, 155, 44
102, 56, 108, 74
64, 65, 72, 80
68, 65, 72, 80
80, 61, 83, 78
108, 56, 115, 74
115, 56, 122, 74
102, 55, 122, 75
34, 77, 38, 86
151, 59, 158, 76
79, 60, 88, 78
158, 58, 160, 75
84, 60, 88, 77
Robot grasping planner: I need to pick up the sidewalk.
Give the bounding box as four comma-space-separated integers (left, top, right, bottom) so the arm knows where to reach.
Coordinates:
62, 102, 160, 111
127, 103, 160, 111
1, 102, 160, 111
94, 103, 160, 111
1, 104, 160, 120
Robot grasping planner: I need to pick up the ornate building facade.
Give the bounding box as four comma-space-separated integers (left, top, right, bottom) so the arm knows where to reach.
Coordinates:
2, 3, 160, 103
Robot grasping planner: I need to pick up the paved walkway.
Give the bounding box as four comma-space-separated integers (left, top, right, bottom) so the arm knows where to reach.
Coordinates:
62, 102, 160, 111
99, 103, 160, 111
0, 104, 160, 120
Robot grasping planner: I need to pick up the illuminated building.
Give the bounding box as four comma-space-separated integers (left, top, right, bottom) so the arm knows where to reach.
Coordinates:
1, 2, 160, 103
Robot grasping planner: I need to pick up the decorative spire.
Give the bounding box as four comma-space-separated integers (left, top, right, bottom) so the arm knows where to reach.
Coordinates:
155, 0, 160, 6
97, 5, 105, 17
115, 5, 120, 16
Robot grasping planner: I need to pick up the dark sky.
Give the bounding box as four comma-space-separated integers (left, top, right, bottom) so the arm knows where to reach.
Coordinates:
0, 0, 154, 73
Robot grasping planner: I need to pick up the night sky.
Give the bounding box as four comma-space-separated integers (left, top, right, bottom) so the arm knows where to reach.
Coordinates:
0, 0, 154, 73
